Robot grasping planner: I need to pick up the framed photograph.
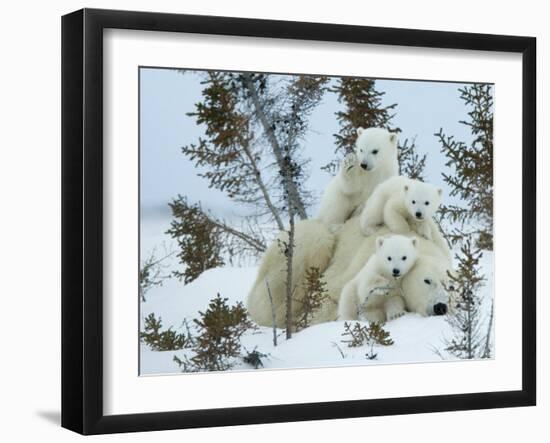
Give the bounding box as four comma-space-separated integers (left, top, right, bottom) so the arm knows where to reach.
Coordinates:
62, 8, 536, 435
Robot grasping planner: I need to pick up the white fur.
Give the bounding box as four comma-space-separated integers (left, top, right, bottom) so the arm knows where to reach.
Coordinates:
400, 256, 453, 317
246, 219, 336, 328
247, 217, 453, 328
316, 127, 398, 227
309, 222, 453, 324
337, 235, 418, 321
359, 176, 451, 261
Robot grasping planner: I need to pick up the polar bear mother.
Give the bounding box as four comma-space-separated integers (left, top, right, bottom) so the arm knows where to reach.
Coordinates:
246, 216, 452, 328
316, 127, 399, 226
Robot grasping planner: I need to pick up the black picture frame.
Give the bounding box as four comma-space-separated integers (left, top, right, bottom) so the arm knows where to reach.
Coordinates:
61, 8, 536, 435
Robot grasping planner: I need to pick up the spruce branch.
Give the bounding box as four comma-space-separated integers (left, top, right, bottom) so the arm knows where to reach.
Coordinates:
436, 84, 494, 249
139, 246, 175, 301
294, 267, 330, 331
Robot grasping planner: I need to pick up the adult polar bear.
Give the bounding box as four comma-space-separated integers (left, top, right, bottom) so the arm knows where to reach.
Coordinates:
246, 216, 453, 328
316, 127, 399, 226
247, 126, 398, 328
246, 219, 337, 329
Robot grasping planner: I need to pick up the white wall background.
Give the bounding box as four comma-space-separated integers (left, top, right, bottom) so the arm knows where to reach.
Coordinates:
0, 1, 544, 441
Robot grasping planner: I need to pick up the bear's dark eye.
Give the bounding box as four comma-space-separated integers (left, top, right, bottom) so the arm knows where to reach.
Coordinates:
449, 284, 455, 291
412, 200, 416, 204
387, 257, 392, 261
372, 149, 378, 155
425, 201, 430, 206
402, 256, 407, 261
424, 278, 432, 285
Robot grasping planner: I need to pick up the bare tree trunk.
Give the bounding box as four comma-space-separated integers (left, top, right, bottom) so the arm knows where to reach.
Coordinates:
208, 217, 266, 253
466, 294, 473, 359
240, 140, 285, 231
482, 300, 494, 358
242, 73, 308, 220
265, 277, 278, 347
285, 211, 295, 340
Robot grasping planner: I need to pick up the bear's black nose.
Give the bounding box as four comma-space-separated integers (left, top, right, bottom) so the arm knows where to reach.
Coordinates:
392, 268, 400, 276
433, 302, 447, 315
360, 163, 368, 170
415, 211, 422, 219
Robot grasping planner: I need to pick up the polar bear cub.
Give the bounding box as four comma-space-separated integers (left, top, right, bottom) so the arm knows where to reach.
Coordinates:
338, 235, 418, 322
317, 127, 398, 227
360, 176, 444, 242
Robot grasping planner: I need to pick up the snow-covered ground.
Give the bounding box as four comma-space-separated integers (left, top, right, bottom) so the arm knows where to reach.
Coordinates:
140, 231, 495, 375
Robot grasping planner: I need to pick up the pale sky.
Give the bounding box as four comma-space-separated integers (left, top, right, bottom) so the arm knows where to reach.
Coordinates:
139, 68, 481, 225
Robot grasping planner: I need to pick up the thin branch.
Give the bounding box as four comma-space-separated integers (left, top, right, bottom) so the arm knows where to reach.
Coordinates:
208, 217, 266, 253
265, 277, 278, 347
285, 212, 295, 340
239, 137, 285, 230
331, 342, 347, 359
482, 299, 494, 358
242, 73, 307, 219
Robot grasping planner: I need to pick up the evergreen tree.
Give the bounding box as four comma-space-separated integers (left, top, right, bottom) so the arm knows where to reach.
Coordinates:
263, 74, 328, 340
183, 72, 327, 223
435, 84, 494, 249
241, 73, 327, 219
170, 72, 328, 281
173, 294, 255, 372
444, 239, 487, 359
294, 267, 330, 331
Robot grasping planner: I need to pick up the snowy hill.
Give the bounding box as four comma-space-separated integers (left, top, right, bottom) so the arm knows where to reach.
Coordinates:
140, 251, 494, 375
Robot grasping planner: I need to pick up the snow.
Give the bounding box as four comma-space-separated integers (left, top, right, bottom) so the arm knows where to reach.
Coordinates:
140, 250, 494, 375
141, 266, 259, 331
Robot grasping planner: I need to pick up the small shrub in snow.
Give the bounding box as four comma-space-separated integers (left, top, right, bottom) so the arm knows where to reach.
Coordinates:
341, 322, 393, 361
173, 294, 256, 372
443, 239, 491, 359
294, 266, 330, 331
341, 321, 394, 348
140, 313, 188, 351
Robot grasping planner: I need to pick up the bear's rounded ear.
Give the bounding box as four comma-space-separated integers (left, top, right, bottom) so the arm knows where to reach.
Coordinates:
389, 133, 397, 144
376, 237, 384, 250
356, 127, 365, 137
437, 187, 443, 196
404, 185, 409, 192
411, 237, 418, 248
